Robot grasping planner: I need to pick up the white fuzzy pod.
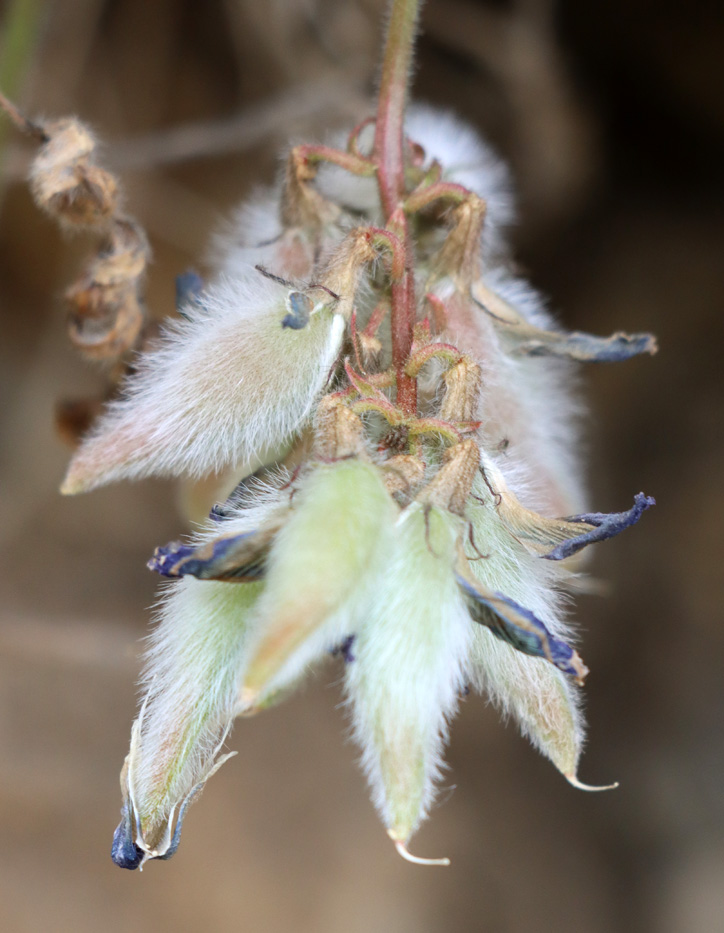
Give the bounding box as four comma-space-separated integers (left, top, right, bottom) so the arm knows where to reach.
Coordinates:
131, 576, 262, 848
241, 459, 397, 704
123, 486, 289, 857
62, 273, 345, 493
464, 473, 585, 778
433, 272, 584, 516
345, 503, 472, 843
485, 269, 585, 514
208, 186, 319, 281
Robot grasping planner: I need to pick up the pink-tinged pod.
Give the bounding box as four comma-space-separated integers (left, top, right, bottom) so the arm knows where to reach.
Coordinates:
62, 272, 345, 494
432, 275, 585, 516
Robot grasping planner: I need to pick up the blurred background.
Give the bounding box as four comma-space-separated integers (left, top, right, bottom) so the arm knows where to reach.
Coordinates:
0, 1, 722, 931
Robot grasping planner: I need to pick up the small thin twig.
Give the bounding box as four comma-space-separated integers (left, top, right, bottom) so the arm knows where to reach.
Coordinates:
0, 88, 46, 141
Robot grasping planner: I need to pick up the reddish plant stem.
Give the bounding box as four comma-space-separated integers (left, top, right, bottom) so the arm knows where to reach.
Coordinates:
374, 0, 421, 417
404, 180, 470, 213
364, 225, 405, 281
293, 143, 376, 177
374, 0, 419, 218
347, 116, 376, 156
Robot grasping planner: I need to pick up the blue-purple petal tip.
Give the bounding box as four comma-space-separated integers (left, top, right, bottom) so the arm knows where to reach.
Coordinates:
544, 492, 655, 561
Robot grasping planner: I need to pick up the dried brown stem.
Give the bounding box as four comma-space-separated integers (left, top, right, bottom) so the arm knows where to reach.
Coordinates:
0, 88, 46, 141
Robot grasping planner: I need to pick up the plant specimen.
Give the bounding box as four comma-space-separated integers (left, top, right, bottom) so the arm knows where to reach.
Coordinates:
0, 0, 655, 869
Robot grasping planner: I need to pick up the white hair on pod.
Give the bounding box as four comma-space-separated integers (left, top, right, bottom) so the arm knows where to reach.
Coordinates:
62, 272, 345, 493
131, 577, 261, 841
207, 184, 345, 283
483, 268, 586, 514
123, 484, 290, 858
463, 470, 585, 780
208, 186, 288, 278
240, 458, 398, 705
345, 504, 471, 847
432, 272, 585, 516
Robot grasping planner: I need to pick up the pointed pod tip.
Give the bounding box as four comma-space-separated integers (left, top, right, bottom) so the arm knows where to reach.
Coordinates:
238, 687, 259, 710
60, 475, 82, 496
388, 832, 450, 867
60, 462, 98, 494
565, 773, 619, 792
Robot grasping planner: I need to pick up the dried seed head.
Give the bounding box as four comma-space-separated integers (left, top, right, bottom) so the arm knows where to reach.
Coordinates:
313, 396, 368, 461
65, 219, 148, 360
28, 118, 118, 230
440, 356, 482, 422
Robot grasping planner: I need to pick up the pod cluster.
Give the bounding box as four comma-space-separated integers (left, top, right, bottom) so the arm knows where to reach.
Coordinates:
55, 106, 654, 869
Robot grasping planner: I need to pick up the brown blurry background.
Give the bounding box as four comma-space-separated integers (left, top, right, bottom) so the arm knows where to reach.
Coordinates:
0, 1, 722, 931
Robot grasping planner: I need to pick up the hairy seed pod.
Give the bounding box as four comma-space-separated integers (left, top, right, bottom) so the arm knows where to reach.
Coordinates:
241, 459, 398, 704
463, 472, 586, 780
345, 503, 470, 849
209, 186, 319, 281
61, 273, 346, 493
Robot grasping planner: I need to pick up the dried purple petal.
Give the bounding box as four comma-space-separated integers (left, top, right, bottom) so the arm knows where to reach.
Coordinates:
148, 529, 271, 582
543, 493, 656, 561
457, 572, 588, 684
516, 330, 658, 363
282, 291, 313, 330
